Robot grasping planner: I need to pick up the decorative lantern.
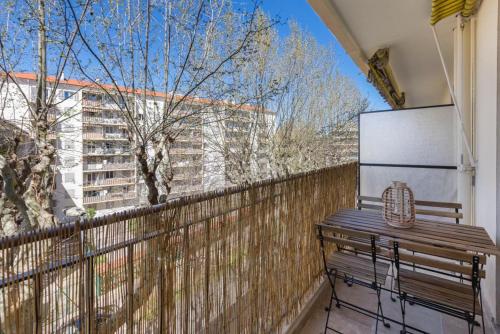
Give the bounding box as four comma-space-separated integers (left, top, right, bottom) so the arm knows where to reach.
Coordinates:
382, 181, 416, 228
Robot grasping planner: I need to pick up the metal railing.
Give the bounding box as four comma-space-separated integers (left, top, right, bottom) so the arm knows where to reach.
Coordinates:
82, 116, 127, 126
83, 191, 137, 204
83, 148, 131, 155
83, 177, 135, 188
0, 163, 356, 333
83, 163, 135, 171
83, 133, 128, 140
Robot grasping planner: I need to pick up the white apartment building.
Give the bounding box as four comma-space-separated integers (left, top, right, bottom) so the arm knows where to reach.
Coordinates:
0, 73, 273, 220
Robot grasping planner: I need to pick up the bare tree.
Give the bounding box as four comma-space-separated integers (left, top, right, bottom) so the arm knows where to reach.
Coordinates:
206, 21, 368, 186
69, 0, 275, 204
0, 0, 92, 231
0, 0, 94, 331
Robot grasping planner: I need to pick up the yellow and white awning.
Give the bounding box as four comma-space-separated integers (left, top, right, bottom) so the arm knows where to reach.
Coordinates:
430, 0, 481, 25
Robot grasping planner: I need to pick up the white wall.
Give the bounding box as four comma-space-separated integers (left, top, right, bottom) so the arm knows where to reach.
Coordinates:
359, 106, 458, 203
474, 0, 499, 322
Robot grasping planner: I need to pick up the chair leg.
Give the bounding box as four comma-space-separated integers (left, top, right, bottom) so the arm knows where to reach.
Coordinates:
324, 287, 335, 334
325, 269, 340, 308
479, 287, 485, 334
399, 297, 407, 334
468, 313, 475, 334
376, 284, 391, 329
390, 261, 396, 302
332, 271, 341, 308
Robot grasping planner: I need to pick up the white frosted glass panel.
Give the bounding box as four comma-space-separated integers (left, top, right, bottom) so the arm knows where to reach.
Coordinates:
360, 106, 457, 165
360, 166, 457, 203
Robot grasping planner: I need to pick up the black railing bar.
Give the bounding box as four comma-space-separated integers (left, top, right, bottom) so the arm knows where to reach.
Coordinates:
359, 163, 457, 170
359, 103, 454, 115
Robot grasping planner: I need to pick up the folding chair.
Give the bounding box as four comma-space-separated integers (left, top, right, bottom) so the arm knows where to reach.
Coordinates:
390, 240, 486, 334
317, 223, 391, 333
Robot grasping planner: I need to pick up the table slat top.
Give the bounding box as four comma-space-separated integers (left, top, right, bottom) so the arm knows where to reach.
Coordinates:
324, 209, 499, 256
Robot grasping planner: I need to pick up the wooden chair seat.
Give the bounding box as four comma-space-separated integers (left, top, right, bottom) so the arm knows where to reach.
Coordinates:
399, 269, 481, 314
327, 251, 390, 285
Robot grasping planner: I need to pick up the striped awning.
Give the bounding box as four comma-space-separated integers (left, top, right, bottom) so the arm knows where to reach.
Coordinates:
367, 49, 405, 109
430, 0, 481, 25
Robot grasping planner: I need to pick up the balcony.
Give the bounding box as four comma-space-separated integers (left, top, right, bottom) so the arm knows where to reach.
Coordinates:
83, 148, 131, 156
82, 116, 128, 126
1, 162, 499, 333
82, 98, 102, 107
169, 147, 203, 155
82, 191, 137, 204
83, 162, 135, 171
83, 177, 135, 188
82, 98, 125, 111
0, 164, 356, 333
83, 132, 128, 141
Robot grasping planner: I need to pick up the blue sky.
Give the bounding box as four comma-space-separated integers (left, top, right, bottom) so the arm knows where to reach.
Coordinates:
259, 0, 388, 111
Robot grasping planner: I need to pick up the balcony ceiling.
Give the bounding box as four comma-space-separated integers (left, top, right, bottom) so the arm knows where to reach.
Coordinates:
308, 0, 456, 108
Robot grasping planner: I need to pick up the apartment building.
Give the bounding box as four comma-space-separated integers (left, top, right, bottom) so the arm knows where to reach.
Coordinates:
0, 73, 271, 219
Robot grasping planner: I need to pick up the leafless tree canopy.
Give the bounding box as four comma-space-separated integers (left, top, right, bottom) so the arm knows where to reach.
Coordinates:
205, 21, 369, 185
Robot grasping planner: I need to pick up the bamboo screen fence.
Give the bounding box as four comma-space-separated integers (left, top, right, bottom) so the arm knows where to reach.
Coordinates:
0, 163, 356, 334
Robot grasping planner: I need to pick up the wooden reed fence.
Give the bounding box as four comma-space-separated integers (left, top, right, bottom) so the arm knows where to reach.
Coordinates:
0, 163, 356, 334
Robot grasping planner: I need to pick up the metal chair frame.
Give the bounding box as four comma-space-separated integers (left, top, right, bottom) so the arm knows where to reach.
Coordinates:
318, 225, 391, 334
392, 241, 485, 334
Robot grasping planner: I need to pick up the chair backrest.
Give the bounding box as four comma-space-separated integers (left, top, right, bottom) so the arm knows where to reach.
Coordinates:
357, 196, 463, 224
390, 240, 486, 280
316, 223, 381, 258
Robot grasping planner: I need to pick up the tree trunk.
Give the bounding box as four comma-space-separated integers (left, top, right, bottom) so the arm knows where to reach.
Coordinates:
136, 146, 159, 205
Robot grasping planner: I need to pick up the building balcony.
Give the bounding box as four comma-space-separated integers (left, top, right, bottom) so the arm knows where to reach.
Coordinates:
82, 116, 128, 126
81, 99, 102, 107
83, 132, 128, 141
83, 148, 131, 156
83, 177, 135, 188
82, 191, 136, 204
169, 147, 203, 155
83, 163, 135, 172
82, 99, 124, 111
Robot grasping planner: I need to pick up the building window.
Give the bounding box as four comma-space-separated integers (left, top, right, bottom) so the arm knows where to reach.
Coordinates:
63, 90, 75, 100
105, 171, 114, 179
64, 173, 75, 183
